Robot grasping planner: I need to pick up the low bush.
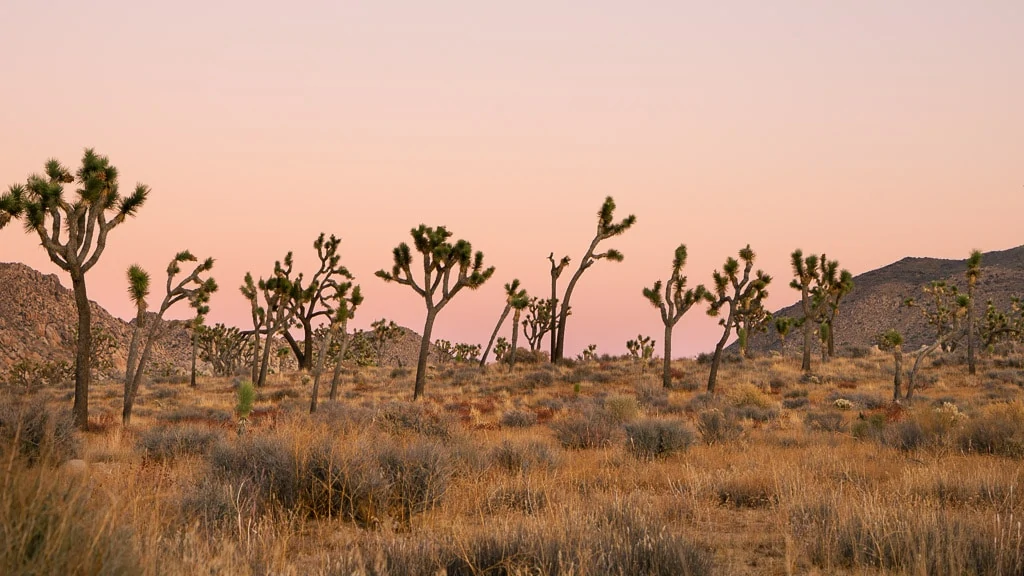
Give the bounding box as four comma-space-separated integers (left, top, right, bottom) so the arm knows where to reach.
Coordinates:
0, 399, 78, 463
500, 409, 538, 428
138, 425, 220, 462
804, 411, 846, 433
696, 409, 743, 445
604, 394, 641, 423
550, 412, 616, 449
377, 402, 453, 439
958, 403, 1024, 457
624, 419, 694, 459
490, 439, 561, 474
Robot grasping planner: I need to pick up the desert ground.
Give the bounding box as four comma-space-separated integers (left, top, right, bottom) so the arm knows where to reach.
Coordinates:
3, 349, 1024, 575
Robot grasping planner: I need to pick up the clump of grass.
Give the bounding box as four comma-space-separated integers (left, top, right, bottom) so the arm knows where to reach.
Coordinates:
209, 435, 299, 513
377, 402, 454, 439
0, 398, 78, 463
604, 394, 641, 423
696, 409, 742, 445
138, 425, 220, 462
500, 409, 538, 428
624, 418, 694, 459
717, 474, 777, 508
958, 403, 1024, 457
550, 410, 616, 449
805, 410, 846, 433
377, 439, 454, 525
490, 439, 561, 474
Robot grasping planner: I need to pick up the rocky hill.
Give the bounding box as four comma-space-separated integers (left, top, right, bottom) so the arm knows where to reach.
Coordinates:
0, 262, 436, 381
745, 245, 1024, 354
0, 262, 201, 380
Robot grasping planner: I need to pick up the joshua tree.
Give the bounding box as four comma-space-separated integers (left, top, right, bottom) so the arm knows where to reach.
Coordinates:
188, 284, 213, 388
123, 251, 217, 426
903, 281, 968, 400
281, 233, 351, 370
453, 343, 483, 363
241, 254, 307, 388
521, 297, 552, 352
548, 254, 570, 360
553, 197, 636, 362
980, 297, 1024, 348
790, 250, 820, 373
493, 337, 511, 363
965, 250, 982, 375
370, 319, 403, 366
0, 150, 148, 428
480, 279, 527, 366
878, 329, 905, 401
642, 244, 707, 388
312, 281, 362, 412
376, 225, 494, 399
197, 324, 251, 377
507, 289, 531, 371
811, 256, 854, 361
774, 317, 795, 349
735, 288, 772, 361
706, 245, 771, 393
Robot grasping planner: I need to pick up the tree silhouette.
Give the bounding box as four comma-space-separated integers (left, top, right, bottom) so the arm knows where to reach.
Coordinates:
507, 288, 531, 371
552, 197, 635, 361
521, 297, 553, 352
903, 281, 968, 400
547, 254, 570, 359
0, 149, 148, 428
877, 329, 904, 401
311, 281, 362, 412
790, 250, 820, 373
706, 245, 770, 393
642, 244, 707, 388
241, 254, 307, 388
282, 233, 351, 371
123, 251, 217, 426
376, 225, 494, 399
480, 279, 527, 367
811, 255, 854, 361
965, 250, 982, 375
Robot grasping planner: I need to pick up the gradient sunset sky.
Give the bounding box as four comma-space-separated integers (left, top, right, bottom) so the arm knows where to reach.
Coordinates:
2, 1, 1022, 357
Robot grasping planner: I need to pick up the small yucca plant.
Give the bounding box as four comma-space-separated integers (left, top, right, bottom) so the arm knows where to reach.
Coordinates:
236, 381, 255, 422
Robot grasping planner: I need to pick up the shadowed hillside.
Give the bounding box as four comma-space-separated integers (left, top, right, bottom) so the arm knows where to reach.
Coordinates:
745, 245, 1024, 354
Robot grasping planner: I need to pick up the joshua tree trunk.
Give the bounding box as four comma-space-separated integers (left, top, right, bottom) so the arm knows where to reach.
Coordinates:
480, 304, 511, 367
549, 279, 559, 361
800, 287, 813, 373
123, 322, 161, 427
827, 324, 836, 358
71, 274, 92, 429
906, 340, 942, 401
892, 348, 903, 401
413, 309, 438, 400
707, 327, 731, 395
310, 328, 336, 413
662, 323, 673, 388
328, 324, 351, 401
967, 299, 976, 376
257, 331, 274, 388
509, 308, 523, 371
283, 326, 315, 371
190, 327, 198, 388
250, 330, 260, 384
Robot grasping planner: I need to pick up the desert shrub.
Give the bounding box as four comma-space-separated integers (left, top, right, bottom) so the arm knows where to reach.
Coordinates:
958, 404, 1024, 457
0, 460, 141, 575
784, 388, 809, 398
298, 441, 390, 527
624, 419, 694, 459
805, 411, 846, 433
500, 409, 538, 428
138, 425, 220, 462
389, 367, 411, 379
845, 345, 872, 359
883, 404, 964, 452
730, 383, 773, 409
160, 405, 232, 425
550, 411, 616, 449
826, 391, 887, 410
732, 404, 779, 422
851, 413, 887, 442
449, 368, 482, 386
490, 439, 561, 474
308, 402, 375, 432
377, 402, 453, 439
792, 498, 1024, 573
179, 476, 237, 532
5, 359, 74, 390
485, 483, 548, 514
985, 369, 1024, 387
717, 475, 777, 508
535, 397, 565, 412
604, 394, 641, 423
0, 399, 78, 463
378, 440, 454, 524
210, 435, 299, 512
696, 409, 743, 445
522, 369, 554, 386
782, 397, 809, 409
686, 393, 718, 413
257, 388, 300, 403
635, 383, 670, 410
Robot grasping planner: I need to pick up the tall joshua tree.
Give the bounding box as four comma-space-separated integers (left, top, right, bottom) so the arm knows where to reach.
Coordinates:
480, 279, 527, 367
311, 279, 362, 413
376, 225, 494, 400
241, 254, 307, 388
706, 245, 770, 393
811, 255, 854, 361
790, 250, 820, 373
553, 197, 636, 362
507, 288, 531, 371
642, 244, 707, 388
522, 297, 553, 352
903, 281, 968, 400
878, 329, 904, 401
282, 233, 350, 370
548, 254, 570, 360
188, 280, 213, 388
0, 150, 148, 428
123, 252, 217, 426
965, 249, 982, 375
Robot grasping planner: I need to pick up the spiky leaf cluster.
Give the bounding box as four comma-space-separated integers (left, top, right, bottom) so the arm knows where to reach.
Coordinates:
377, 225, 494, 306
643, 244, 708, 327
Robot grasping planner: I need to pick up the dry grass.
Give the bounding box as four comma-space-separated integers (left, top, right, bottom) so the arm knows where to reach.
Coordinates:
3, 352, 1024, 574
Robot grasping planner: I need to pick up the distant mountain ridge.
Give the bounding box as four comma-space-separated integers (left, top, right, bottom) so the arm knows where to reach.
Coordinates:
744, 245, 1024, 354
0, 261, 434, 380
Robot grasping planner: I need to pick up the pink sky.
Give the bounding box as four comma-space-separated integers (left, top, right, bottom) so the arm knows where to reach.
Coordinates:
2, 1, 1022, 357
